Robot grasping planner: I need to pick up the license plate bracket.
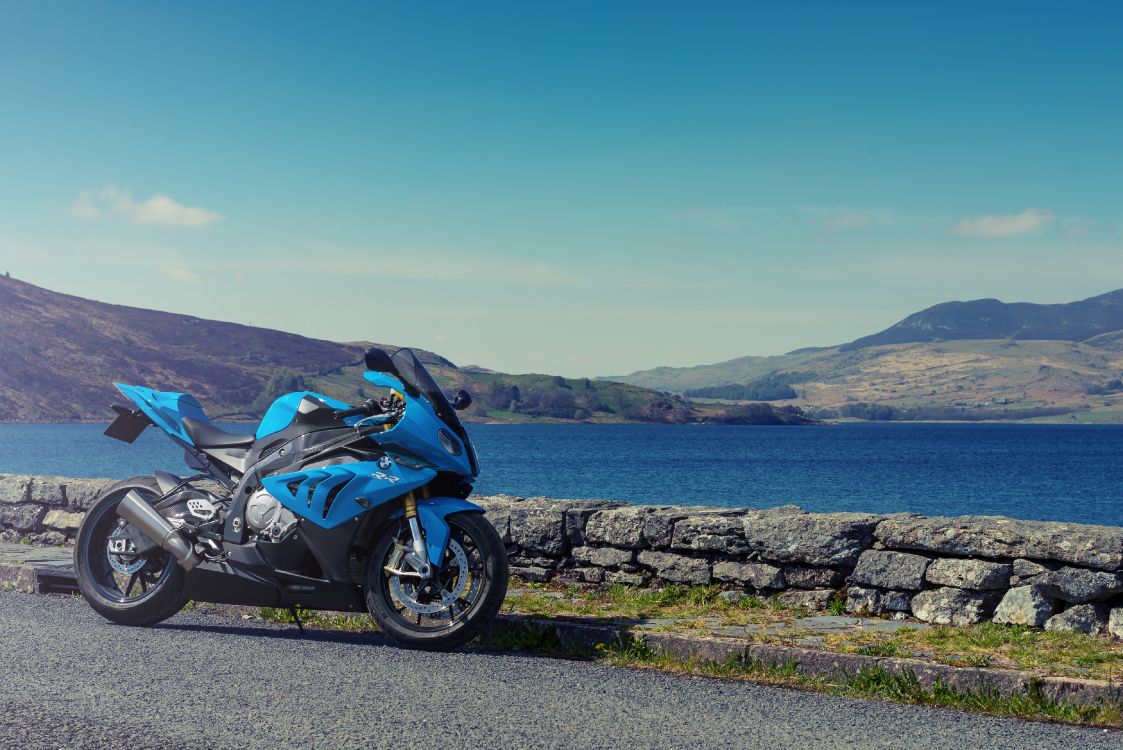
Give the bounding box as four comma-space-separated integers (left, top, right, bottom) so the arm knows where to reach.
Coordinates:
104, 405, 152, 443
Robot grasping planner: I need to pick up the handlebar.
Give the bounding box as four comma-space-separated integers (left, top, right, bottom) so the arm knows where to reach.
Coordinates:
334, 399, 381, 421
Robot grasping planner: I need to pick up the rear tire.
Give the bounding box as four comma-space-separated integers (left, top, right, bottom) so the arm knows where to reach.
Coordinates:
365, 511, 508, 650
75, 476, 188, 626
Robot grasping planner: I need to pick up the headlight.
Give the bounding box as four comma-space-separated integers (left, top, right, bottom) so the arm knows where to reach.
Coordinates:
437, 428, 462, 456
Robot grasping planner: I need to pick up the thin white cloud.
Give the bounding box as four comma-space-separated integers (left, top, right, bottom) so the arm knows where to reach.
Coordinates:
950, 207, 1054, 238
70, 190, 100, 220
72, 187, 220, 227
159, 266, 203, 283
819, 210, 875, 231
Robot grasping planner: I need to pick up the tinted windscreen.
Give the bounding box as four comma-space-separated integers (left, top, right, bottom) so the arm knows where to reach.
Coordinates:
390, 348, 478, 475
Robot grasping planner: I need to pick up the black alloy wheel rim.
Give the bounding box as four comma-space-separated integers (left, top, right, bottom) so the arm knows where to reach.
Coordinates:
84, 492, 177, 604
377, 520, 489, 631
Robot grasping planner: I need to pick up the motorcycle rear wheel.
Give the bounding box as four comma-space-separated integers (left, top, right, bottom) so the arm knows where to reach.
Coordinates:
365, 511, 508, 650
74, 476, 188, 626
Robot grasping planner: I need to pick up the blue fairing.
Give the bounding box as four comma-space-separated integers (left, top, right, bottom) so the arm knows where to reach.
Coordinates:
392, 496, 485, 564
362, 371, 474, 477
261, 459, 438, 529
114, 383, 210, 445
256, 391, 352, 439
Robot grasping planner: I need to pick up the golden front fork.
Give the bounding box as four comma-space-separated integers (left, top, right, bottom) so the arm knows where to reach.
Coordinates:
402, 490, 432, 577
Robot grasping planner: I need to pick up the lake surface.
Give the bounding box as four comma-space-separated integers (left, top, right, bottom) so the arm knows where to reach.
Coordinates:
0, 422, 1119, 526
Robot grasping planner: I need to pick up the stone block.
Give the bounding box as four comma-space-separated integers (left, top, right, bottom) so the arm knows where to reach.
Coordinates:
570, 546, 633, 568
875, 515, 1123, 571
645, 632, 746, 664
671, 513, 748, 554
42, 510, 84, 532
508, 508, 566, 556
641, 508, 687, 548
712, 561, 785, 589
509, 566, 552, 583
571, 567, 605, 584
586, 507, 651, 548
27, 531, 66, 546
910, 587, 1000, 626
925, 558, 1011, 591
509, 556, 557, 569
27, 477, 66, 506
636, 550, 710, 585
0, 476, 31, 504
62, 478, 114, 510
845, 586, 912, 615
776, 589, 835, 611
850, 550, 932, 591
0, 504, 45, 531
743, 512, 881, 567
1035, 566, 1123, 604
554, 499, 623, 546
749, 644, 875, 681
608, 571, 646, 586
1108, 608, 1123, 639
1045, 604, 1109, 635
1012, 558, 1052, 579
992, 585, 1056, 627
475, 496, 515, 543
781, 565, 844, 589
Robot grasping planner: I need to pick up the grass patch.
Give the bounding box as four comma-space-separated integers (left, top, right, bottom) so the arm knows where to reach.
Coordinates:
503, 581, 794, 628
258, 605, 378, 633
828, 621, 1123, 681
599, 639, 1122, 728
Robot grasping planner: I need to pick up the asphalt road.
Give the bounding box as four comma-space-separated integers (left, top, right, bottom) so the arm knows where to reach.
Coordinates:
0, 592, 1118, 750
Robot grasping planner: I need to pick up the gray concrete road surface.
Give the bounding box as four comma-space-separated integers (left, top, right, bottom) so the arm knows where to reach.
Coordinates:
0, 591, 1117, 750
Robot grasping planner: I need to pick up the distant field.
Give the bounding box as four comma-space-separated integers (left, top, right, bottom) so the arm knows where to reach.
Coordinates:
614, 338, 1123, 423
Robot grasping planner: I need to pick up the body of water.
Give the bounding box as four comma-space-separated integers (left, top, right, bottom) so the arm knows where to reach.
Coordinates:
0, 422, 1119, 526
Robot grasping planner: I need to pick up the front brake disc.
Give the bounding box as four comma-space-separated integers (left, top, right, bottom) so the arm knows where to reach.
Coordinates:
390, 539, 470, 615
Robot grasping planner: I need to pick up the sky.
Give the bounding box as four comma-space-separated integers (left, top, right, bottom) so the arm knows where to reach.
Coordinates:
1, 2, 1121, 377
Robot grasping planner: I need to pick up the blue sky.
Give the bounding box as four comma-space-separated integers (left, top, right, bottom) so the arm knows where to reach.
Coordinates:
1, 2, 1120, 376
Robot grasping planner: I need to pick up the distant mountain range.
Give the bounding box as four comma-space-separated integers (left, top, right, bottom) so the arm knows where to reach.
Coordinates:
0, 276, 811, 425
613, 289, 1123, 423
841, 289, 1123, 351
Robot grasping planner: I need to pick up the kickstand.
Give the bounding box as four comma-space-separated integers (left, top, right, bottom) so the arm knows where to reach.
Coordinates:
289, 606, 305, 636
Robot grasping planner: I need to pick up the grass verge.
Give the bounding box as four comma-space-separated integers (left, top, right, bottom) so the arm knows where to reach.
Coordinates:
601, 635, 1123, 729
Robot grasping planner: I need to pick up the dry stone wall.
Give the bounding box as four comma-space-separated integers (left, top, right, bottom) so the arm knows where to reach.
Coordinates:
3, 474, 1122, 636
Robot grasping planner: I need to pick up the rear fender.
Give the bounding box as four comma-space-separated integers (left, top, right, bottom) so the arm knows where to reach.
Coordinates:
390, 497, 484, 566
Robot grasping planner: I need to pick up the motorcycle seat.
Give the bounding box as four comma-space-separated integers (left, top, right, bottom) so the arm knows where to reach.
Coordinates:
181, 416, 255, 449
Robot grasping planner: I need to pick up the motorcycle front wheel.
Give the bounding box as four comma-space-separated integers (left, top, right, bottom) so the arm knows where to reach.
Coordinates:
364, 511, 508, 650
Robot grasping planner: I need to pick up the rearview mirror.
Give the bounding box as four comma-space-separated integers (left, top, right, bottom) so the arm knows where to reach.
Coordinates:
364, 347, 395, 372
451, 390, 473, 411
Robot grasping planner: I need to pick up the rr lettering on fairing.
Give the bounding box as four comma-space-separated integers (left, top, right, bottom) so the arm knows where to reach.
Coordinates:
261, 460, 435, 529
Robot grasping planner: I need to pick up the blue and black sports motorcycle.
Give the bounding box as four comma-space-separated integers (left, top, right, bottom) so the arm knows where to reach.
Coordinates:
74, 347, 507, 650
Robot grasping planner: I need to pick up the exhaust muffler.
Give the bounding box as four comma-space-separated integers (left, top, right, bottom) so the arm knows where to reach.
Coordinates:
117, 490, 201, 571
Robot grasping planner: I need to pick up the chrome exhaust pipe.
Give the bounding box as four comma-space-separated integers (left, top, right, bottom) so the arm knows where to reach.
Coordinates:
117, 490, 200, 571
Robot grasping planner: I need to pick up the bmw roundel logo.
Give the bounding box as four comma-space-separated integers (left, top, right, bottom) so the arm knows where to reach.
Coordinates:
377, 455, 393, 471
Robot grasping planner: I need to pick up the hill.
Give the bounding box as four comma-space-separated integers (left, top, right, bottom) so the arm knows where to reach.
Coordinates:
611, 289, 1123, 423
841, 289, 1123, 351
0, 275, 812, 425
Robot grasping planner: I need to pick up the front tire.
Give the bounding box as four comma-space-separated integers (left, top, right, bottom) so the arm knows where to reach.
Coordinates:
75, 476, 187, 626
365, 511, 508, 650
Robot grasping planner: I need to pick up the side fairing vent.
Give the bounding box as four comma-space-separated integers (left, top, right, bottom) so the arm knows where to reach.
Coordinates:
261, 459, 438, 529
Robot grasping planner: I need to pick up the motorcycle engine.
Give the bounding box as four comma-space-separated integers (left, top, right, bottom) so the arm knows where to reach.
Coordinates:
245, 488, 298, 542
